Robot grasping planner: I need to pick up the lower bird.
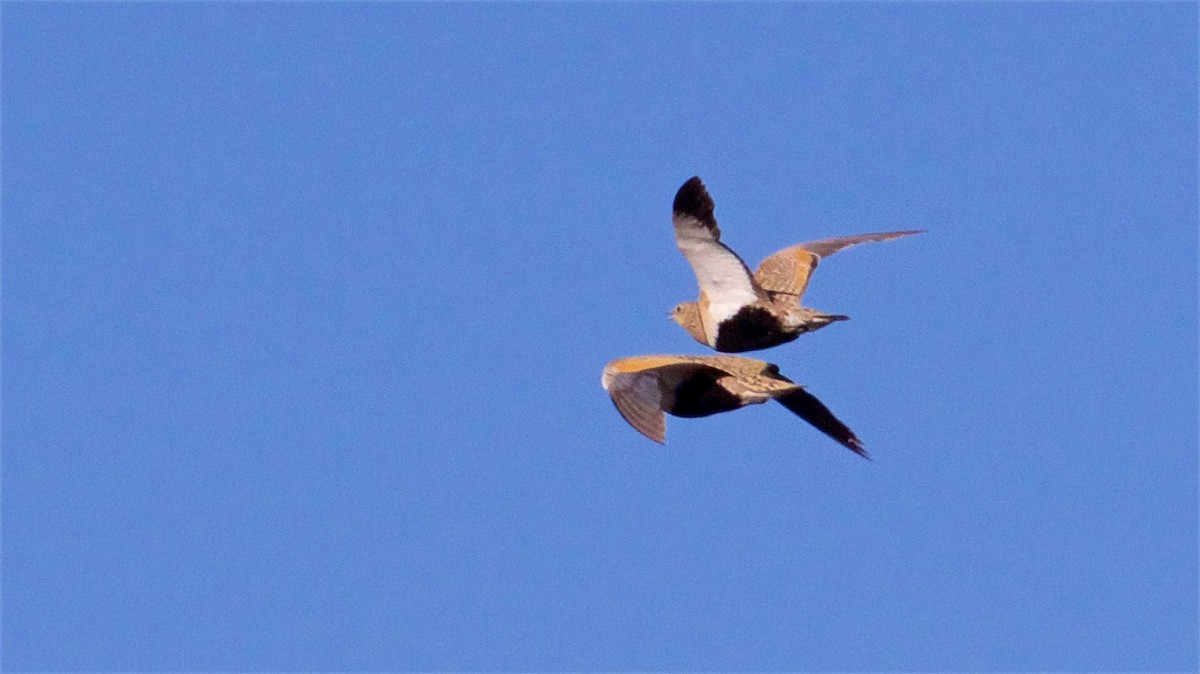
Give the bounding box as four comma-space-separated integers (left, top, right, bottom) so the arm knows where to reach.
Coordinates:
601, 354, 866, 458
671, 175, 922, 352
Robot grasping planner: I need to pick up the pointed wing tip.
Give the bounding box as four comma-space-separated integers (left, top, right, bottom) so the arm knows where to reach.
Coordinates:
672, 176, 714, 219
774, 388, 868, 459
797, 229, 927, 259
638, 421, 667, 444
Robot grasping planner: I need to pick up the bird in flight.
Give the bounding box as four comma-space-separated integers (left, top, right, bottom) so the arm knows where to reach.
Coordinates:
671, 176, 922, 352
601, 354, 866, 458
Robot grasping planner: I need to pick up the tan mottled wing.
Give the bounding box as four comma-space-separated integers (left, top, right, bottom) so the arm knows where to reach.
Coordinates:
754, 230, 925, 302
672, 177, 762, 326
753, 246, 821, 302
697, 354, 774, 378
703, 356, 798, 402
720, 372, 798, 404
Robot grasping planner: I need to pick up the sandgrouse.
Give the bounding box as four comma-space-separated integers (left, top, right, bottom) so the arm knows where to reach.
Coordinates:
671, 176, 922, 352
601, 355, 866, 458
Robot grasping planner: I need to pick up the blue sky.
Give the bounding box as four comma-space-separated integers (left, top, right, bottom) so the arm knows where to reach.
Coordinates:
3, 3, 1196, 671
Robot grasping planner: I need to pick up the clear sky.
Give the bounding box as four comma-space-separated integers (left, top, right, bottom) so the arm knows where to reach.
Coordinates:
3, 3, 1196, 671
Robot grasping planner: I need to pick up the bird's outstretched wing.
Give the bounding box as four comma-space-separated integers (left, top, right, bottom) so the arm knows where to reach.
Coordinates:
799, 229, 924, 259
672, 177, 763, 326
603, 356, 704, 443
603, 367, 667, 443
603, 356, 744, 443
775, 386, 868, 459
754, 230, 925, 303
753, 246, 821, 302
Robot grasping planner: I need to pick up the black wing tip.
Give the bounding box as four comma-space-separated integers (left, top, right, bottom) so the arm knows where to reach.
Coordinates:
823, 426, 869, 459
673, 176, 714, 219
775, 388, 868, 460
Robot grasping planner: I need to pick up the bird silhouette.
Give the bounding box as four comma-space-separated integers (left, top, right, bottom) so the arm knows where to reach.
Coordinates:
601, 354, 866, 458
671, 176, 922, 352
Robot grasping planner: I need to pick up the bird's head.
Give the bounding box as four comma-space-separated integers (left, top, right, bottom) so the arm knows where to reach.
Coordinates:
669, 302, 691, 326
669, 302, 708, 345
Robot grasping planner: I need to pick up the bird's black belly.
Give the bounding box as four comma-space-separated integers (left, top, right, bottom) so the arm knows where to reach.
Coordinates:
713, 306, 796, 353
668, 371, 743, 418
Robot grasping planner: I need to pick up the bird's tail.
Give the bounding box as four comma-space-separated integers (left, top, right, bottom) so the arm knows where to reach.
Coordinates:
813, 312, 850, 326
786, 310, 849, 336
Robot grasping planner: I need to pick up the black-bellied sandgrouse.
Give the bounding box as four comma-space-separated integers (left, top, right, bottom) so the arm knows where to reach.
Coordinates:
671, 176, 922, 352
601, 354, 866, 458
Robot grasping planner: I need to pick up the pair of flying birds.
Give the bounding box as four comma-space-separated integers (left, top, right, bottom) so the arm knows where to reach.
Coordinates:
602, 176, 921, 458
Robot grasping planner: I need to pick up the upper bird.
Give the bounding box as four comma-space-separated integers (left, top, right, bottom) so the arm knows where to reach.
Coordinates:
601, 354, 867, 458
671, 176, 922, 352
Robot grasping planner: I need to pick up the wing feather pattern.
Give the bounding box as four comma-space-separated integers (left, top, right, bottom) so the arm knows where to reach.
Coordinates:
798, 229, 924, 259
754, 246, 821, 302
754, 230, 925, 303
672, 177, 762, 325
603, 369, 668, 443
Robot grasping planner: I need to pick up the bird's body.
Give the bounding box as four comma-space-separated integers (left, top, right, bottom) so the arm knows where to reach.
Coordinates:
601, 354, 866, 458
671, 176, 922, 352
672, 300, 847, 352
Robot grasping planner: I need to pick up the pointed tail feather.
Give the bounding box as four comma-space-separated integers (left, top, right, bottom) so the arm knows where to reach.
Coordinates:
815, 313, 850, 325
